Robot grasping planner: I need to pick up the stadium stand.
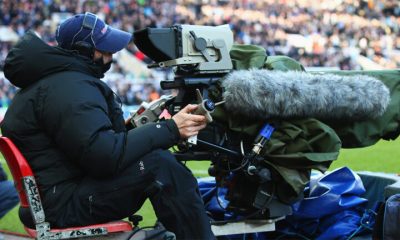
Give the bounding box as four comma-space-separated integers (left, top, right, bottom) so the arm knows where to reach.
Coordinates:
0, 0, 399, 110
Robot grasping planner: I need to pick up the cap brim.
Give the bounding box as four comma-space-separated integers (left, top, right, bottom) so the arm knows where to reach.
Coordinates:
95, 27, 132, 53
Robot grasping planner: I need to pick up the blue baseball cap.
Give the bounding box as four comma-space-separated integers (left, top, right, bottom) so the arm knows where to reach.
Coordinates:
56, 12, 132, 53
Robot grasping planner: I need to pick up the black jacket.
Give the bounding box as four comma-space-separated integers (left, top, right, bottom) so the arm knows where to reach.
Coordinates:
1, 31, 180, 219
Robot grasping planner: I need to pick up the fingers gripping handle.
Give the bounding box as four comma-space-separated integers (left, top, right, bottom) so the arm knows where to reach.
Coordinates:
188, 89, 218, 144
193, 88, 216, 123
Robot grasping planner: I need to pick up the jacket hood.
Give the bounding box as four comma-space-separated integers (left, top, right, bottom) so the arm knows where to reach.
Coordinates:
4, 31, 104, 88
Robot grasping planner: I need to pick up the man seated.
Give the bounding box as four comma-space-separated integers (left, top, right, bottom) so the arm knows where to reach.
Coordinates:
1, 12, 214, 240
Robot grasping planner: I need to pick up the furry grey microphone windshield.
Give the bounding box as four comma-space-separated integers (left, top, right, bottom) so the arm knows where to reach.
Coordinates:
222, 69, 390, 120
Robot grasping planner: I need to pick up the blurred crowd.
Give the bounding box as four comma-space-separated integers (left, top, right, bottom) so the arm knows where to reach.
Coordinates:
0, 0, 399, 107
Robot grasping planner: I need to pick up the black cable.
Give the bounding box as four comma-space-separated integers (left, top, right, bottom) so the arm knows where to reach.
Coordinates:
216, 152, 250, 174
226, 156, 250, 172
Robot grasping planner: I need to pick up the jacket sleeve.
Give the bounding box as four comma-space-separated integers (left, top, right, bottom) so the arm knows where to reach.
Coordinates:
39, 77, 179, 178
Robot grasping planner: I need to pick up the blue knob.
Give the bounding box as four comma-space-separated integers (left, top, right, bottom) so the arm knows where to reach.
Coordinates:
204, 100, 215, 111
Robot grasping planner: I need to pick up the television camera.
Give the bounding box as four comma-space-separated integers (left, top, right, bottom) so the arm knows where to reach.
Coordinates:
131, 25, 292, 223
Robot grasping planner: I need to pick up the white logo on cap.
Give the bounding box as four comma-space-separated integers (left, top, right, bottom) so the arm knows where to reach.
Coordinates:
101, 25, 108, 34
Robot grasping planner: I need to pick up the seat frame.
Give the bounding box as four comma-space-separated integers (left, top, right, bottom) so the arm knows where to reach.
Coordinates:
0, 136, 133, 239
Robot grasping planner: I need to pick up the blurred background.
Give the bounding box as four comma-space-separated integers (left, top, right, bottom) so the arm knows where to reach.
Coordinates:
0, 0, 399, 119
0, 0, 400, 236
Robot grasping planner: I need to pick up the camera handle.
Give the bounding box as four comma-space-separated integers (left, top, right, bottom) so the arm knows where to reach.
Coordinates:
188, 89, 224, 145
128, 95, 175, 128
193, 88, 215, 122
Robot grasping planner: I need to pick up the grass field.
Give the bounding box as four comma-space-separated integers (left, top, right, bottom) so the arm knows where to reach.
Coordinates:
0, 138, 399, 234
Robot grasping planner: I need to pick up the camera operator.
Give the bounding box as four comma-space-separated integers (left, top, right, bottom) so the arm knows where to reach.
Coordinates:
1, 12, 214, 240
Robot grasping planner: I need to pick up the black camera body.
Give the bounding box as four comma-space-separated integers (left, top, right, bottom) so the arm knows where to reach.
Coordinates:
133, 25, 292, 220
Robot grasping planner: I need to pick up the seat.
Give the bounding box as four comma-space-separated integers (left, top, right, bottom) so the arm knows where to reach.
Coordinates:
0, 136, 134, 239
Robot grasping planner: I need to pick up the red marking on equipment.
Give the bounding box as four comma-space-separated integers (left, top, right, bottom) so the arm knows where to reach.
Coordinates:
137, 107, 145, 115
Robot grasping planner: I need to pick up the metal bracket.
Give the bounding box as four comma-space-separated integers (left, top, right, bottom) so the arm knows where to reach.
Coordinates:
211, 217, 284, 236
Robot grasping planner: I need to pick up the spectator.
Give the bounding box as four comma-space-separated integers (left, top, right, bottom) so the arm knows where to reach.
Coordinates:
149, 85, 160, 102
0, 0, 400, 107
